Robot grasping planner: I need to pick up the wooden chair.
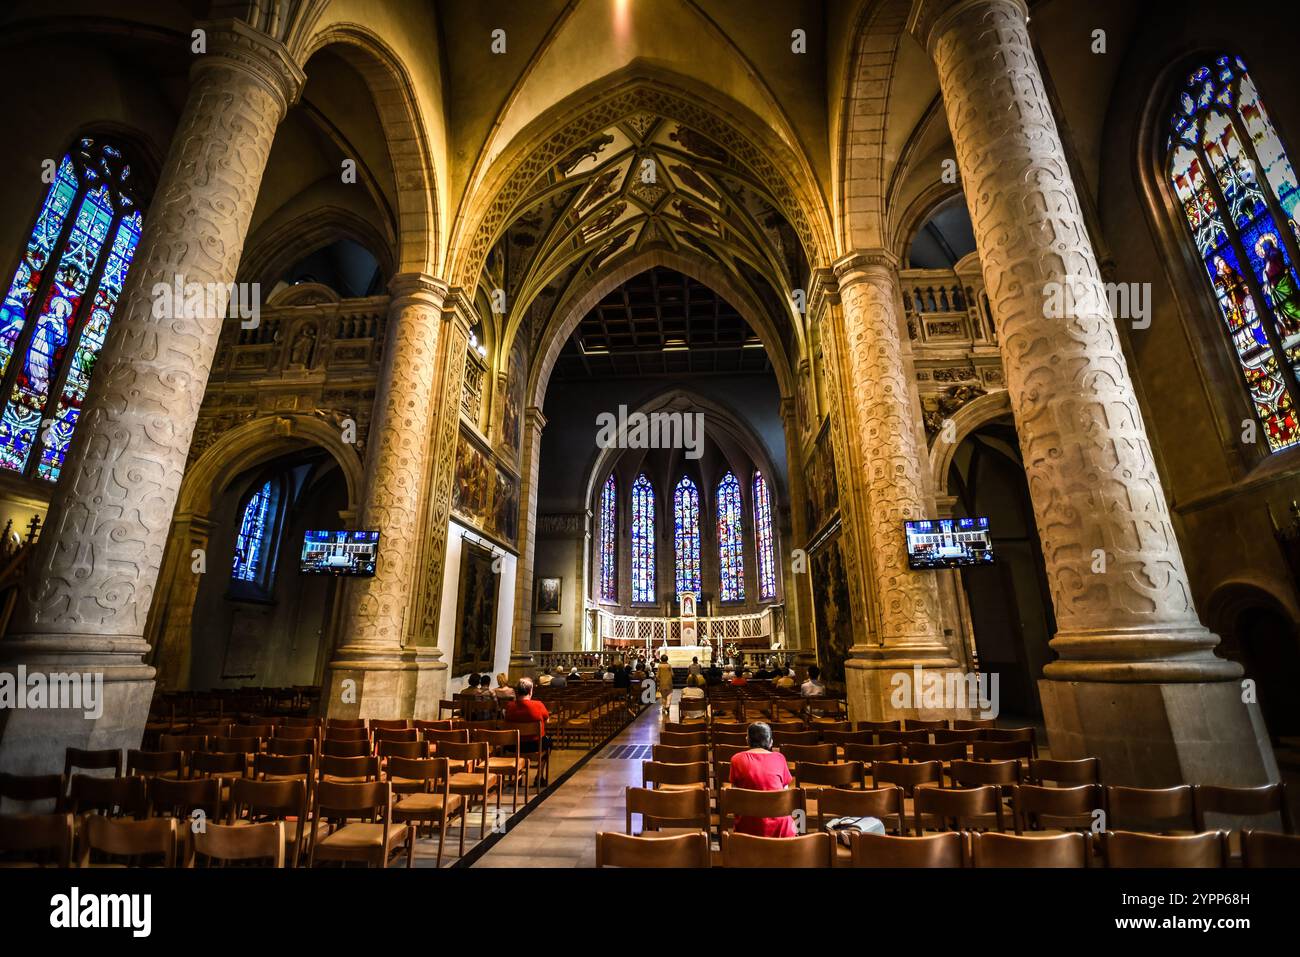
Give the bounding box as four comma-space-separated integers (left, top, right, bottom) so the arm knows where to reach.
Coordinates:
1194, 783, 1293, 834
321, 726, 367, 743
870, 760, 942, 797
813, 721, 853, 737
820, 730, 872, 752
845, 742, 903, 765
982, 727, 1037, 758
211, 736, 263, 762
880, 729, 929, 745
932, 728, 982, 745
721, 831, 831, 867
266, 737, 318, 759
857, 719, 902, 734
905, 718, 948, 731
227, 777, 309, 867
851, 831, 964, 867
625, 785, 711, 837
0, 772, 65, 814
502, 719, 550, 795
807, 698, 848, 724
914, 784, 1004, 833
906, 741, 969, 769
795, 761, 864, 796
1013, 784, 1104, 835
719, 786, 804, 834
69, 773, 147, 818
1242, 830, 1300, 867
1027, 757, 1100, 785
970, 831, 1088, 867
652, 743, 709, 764
642, 760, 710, 792
387, 756, 464, 867
147, 777, 221, 842
252, 753, 314, 788
950, 759, 1020, 789
472, 728, 525, 814
971, 740, 1033, 766
953, 718, 997, 731
773, 730, 820, 748
377, 739, 429, 761
370, 719, 410, 732
319, 755, 380, 784
126, 749, 184, 780
323, 739, 373, 758
817, 786, 908, 864
0, 812, 74, 866
424, 728, 471, 749
307, 780, 404, 868
63, 747, 121, 791
373, 727, 419, 749
663, 721, 704, 734
1103, 830, 1227, 867
779, 743, 835, 769
441, 740, 501, 839
78, 815, 178, 867
1105, 784, 1197, 833
596, 831, 710, 867
326, 718, 366, 730
767, 720, 807, 734
190, 821, 285, 867
710, 731, 749, 747
660, 730, 708, 747
231, 724, 275, 740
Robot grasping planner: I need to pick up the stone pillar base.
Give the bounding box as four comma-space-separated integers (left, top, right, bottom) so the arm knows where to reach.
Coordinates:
845, 655, 976, 724
508, 651, 535, 683
0, 636, 156, 776
325, 645, 447, 721
1039, 678, 1279, 787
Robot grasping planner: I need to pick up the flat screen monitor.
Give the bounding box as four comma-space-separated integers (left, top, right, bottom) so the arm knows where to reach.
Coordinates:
300, 530, 380, 577
904, 517, 994, 569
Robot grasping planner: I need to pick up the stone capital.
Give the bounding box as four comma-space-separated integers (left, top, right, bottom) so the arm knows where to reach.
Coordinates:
387, 272, 449, 310
906, 0, 1030, 57
524, 406, 548, 432
194, 19, 308, 114
832, 249, 900, 293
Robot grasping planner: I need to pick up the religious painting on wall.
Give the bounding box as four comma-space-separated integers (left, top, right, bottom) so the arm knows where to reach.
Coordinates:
500, 339, 526, 459
452, 540, 499, 678
809, 530, 853, 685
535, 576, 561, 614
804, 422, 840, 538
452, 428, 520, 547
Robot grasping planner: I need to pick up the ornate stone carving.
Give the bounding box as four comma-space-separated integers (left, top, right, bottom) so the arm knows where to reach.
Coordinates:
919, 0, 1235, 680
923, 385, 988, 440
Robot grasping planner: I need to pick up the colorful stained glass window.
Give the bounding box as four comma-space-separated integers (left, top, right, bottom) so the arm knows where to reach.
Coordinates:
673, 475, 701, 598
233, 480, 276, 584
599, 473, 617, 602
717, 471, 745, 602
753, 470, 776, 600
631, 473, 655, 604
0, 138, 142, 480
1167, 56, 1300, 452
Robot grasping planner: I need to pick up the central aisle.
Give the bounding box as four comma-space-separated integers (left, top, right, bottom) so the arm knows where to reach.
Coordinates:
472, 703, 665, 867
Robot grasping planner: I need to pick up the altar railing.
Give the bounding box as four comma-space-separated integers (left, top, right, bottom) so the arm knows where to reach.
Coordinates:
588, 604, 784, 653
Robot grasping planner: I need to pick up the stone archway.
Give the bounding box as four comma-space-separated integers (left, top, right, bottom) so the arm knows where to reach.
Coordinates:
146, 413, 364, 690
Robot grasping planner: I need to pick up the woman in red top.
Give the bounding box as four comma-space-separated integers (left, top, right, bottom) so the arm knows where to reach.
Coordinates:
727, 722, 795, 837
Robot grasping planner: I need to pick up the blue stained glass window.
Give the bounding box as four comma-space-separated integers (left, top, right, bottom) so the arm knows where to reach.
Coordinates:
717, 471, 745, 602
631, 473, 655, 604
599, 473, 617, 602
753, 470, 776, 600
673, 476, 701, 598
233, 480, 275, 584
1167, 57, 1300, 452
0, 138, 142, 480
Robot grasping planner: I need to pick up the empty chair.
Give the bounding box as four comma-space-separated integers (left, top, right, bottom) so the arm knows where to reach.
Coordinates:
596, 831, 710, 868
1194, 783, 1293, 834
227, 777, 309, 867
932, 728, 982, 745
321, 726, 367, 743
659, 731, 708, 747
906, 741, 969, 766
307, 781, 404, 868
905, 718, 948, 731
69, 773, 147, 818
1242, 830, 1300, 867
1013, 784, 1104, 835
820, 730, 872, 750
374, 727, 419, 747
441, 740, 500, 839
387, 756, 463, 867
719, 786, 804, 835
472, 728, 525, 815
642, 760, 709, 792
970, 831, 1088, 867
326, 718, 366, 730
190, 821, 285, 867
376, 740, 429, 761
662, 721, 704, 735
913, 784, 1004, 833
0, 813, 74, 867
851, 831, 964, 867
971, 740, 1033, 764
424, 728, 471, 749
795, 761, 865, 795
78, 815, 178, 867
1027, 757, 1100, 786
319, 755, 380, 784
1106, 785, 1197, 833
63, 747, 121, 790
767, 721, 808, 735
1103, 830, 1227, 867
0, 772, 65, 814
147, 777, 221, 829
953, 718, 997, 731
845, 742, 903, 766
950, 759, 1020, 789
266, 737, 317, 758
857, 720, 902, 734
126, 750, 184, 780
871, 760, 943, 797
983, 727, 1037, 757
652, 744, 709, 764
721, 831, 831, 868
779, 743, 835, 768
323, 739, 373, 758
880, 729, 929, 745
624, 786, 710, 837
252, 752, 313, 786
370, 719, 410, 732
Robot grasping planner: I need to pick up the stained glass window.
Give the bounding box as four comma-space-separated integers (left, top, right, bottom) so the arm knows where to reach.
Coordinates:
233, 480, 277, 584
673, 476, 701, 598
753, 470, 776, 600
1167, 56, 1300, 452
717, 470, 745, 602
631, 473, 655, 604
599, 473, 617, 602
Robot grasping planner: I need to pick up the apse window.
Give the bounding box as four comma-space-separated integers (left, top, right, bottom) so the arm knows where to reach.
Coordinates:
0, 138, 143, 482
673, 474, 701, 598
630, 472, 656, 604
599, 472, 617, 602
231, 477, 286, 599
1166, 55, 1300, 453
717, 470, 746, 602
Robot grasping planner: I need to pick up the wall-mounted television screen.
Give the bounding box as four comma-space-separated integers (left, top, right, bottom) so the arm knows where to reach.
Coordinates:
300, 530, 380, 577
904, 517, 994, 569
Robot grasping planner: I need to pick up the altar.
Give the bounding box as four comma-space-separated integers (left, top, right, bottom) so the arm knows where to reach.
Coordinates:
658, 645, 715, 668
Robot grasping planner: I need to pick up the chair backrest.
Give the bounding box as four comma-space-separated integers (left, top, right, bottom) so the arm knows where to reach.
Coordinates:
148, 777, 221, 820
374, 727, 418, 744
1194, 783, 1292, 833
816, 786, 906, 835
1242, 830, 1300, 867
64, 747, 122, 781
710, 731, 749, 747
1027, 757, 1100, 785
932, 728, 982, 745
953, 718, 997, 730
1103, 830, 1227, 867
369, 719, 410, 732
820, 730, 872, 748
1012, 784, 1104, 833
231, 724, 274, 739
424, 728, 471, 746
437, 740, 488, 766
192, 821, 285, 867
79, 815, 178, 867
662, 722, 701, 734
719, 786, 803, 831
385, 756, 451, 789
913, 784, 1002, 832
641, 761, 709, 789
253, 752, 313, 781
266, 737, 317, 757
844, 742, 904, 765
0, 812, 74, 865
229, 777, 308, 823
321, 726, 367, 742
871, 760, 942, 795
1105, 784, 1197, 832
596, 831, 710, 867
624, 785, 710, 834
378, 739, 430, 760
857, 720, 902, 733
313, 780, 392, 823
318, 754, 381, 782
659, 731, 708, 747
413, 719, 457, 733
0, 772, 65, 813
879, 729, 929, 745
322, 738, 372, 758
971, 740, 1033, 763
69, 773, 147, 817
767, 721, 807, 734
906, 718, 948, 731
126, 750, 184, 777
970, 831, 1088, 867
772, 730, 820, 747
906, 741, 968, 764
652, 744, 709, 764
950, 759, 1020, 788
326, 718, 366, 729
851, 831, 964, 867
779, 743, 836, 767
721, 831, 831, 868
794, 761, 864, 790
211, 736, 262, 756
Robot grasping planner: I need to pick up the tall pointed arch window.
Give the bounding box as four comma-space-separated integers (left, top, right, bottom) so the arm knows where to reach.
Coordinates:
631, 473, 656, 604
232, 478, 283, 592
753, 469, 776, 600
673, 475, 701, 598
1166, 56, 1300, 452
599, 473, 617, 602
0, 137, 144, 481
717, 470, 745, 602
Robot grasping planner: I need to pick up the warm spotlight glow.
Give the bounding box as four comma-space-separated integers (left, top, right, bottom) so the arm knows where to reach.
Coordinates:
612, 0, 632, 41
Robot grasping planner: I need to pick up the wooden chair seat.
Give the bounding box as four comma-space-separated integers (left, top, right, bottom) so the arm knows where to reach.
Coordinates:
395, 792, 464, 816
317, 822, 406, 857
448, 771, 499, 793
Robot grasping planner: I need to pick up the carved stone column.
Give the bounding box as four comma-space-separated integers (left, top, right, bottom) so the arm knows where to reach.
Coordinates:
834, 253, 966, 722
911, 0, 1276, 784
326, 274, 449, 720
0, 21, 306, 775
149, 513, 214, 691
508, 407, 546, 679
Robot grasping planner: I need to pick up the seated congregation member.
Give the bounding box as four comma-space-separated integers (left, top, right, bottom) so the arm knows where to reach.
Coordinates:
602, 664, 615, 681
705, 664, 723, 686
729, 723, 795, 837
688, 656, 702, 677
681, 678, 706, 702
493, 673, 516, 701
568, 666, 582, 682
801, 665, 825, 697
773, 668, 795, 690
458, 673, 481, 697
550, 667, 568, 688
729, 668, 748, 687
477, 673, 496, 698
612, 663, 631, 689
504, 678, 552, 752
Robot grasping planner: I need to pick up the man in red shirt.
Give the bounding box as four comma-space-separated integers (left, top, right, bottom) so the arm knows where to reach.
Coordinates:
504, 677, 552, 787
727, 722, 795, 837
